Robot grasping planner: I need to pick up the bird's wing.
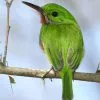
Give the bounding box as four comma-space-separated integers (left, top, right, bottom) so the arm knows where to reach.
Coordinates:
67, 47, 84, 71
40, 38, 64, 71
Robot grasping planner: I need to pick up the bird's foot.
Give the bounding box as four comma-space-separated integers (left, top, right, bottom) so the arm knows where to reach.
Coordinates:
42, 66, 56, 80
42, 67, 53, 78
96, 63, 100, 73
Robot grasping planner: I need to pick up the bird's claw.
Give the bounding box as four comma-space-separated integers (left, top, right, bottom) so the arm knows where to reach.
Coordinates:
42, 66, 57, 81
42, 67, 53, 79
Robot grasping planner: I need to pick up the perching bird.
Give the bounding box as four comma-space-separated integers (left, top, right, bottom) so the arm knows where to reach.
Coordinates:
22, 1, 84, 100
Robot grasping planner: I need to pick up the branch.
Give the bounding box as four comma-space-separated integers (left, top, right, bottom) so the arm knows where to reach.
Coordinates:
0, 64, 100, 83
2, 0, 15, 86
3, 0, 14, 65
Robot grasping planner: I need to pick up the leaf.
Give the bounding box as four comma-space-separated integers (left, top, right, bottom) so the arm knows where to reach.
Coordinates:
9, 75, 16, 84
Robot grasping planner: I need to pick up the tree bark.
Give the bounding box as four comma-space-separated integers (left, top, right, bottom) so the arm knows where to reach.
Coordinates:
0, 65, 100, 83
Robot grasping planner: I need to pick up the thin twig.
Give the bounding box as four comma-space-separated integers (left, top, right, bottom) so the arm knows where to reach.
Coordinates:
3, 0, 13, 65
2, 0, 15, 93
0, 65, 100, 83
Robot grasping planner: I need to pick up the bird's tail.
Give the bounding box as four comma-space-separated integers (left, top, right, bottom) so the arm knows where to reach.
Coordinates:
61, 67, 73, 100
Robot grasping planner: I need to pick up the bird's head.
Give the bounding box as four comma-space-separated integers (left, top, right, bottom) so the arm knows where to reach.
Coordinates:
22, 1, 76, 24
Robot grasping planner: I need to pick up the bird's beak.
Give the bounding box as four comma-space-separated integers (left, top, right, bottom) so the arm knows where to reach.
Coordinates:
22, 1, 48, 24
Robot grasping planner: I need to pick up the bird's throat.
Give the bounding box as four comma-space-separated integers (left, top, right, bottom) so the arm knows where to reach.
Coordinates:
40, 14, 49, 24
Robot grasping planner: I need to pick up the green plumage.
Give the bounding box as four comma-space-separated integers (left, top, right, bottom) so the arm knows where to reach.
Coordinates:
40, 4, 84, 100
22, 2, 84, 100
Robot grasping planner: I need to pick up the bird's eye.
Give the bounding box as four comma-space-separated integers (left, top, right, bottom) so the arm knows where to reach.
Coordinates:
51, 11, 58, 17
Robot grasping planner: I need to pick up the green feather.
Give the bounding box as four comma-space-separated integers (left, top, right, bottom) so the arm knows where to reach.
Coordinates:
40, 4, 84, 100
61, 67, 73, 100
23, 2, 84, 100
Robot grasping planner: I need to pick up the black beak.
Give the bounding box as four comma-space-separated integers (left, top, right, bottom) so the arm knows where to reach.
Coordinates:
22, 1, 44, 15
22, 1, 48, 24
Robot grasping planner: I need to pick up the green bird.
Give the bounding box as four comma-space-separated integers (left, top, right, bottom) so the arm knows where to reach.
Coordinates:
23, 1, 84, 100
